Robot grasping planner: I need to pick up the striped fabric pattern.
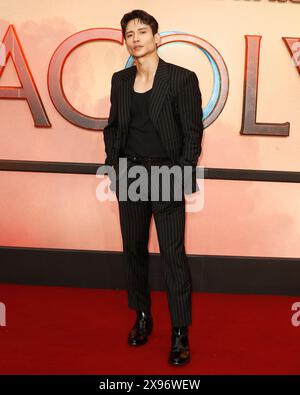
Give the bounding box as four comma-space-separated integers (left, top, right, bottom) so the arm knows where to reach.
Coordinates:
103, 56, 204, 327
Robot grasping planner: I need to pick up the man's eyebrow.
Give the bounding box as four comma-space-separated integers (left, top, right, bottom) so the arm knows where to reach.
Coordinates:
125, 27, 148, 35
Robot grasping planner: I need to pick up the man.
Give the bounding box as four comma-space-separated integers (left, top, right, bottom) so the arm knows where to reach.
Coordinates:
103, 9, 203, 366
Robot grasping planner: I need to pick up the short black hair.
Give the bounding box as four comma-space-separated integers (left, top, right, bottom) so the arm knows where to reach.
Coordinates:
120, 9, 159, 40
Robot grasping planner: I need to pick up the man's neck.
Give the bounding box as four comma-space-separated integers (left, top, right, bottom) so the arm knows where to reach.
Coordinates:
134, 53, 159, 80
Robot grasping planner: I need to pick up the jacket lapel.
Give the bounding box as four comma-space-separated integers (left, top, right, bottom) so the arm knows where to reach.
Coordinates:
119, 56, 169, 143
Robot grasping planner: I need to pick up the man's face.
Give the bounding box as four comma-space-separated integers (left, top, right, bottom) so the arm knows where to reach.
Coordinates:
124, 18, 160, 58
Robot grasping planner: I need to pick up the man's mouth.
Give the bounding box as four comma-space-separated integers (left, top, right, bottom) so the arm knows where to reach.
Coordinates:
134, 46, 143, 50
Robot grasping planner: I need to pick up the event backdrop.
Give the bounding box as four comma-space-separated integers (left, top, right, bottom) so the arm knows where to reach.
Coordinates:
0, 0, 299, 258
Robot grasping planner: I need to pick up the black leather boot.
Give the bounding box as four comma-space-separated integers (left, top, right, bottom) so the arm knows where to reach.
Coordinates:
168, 326, 190, 365
128, 310, 153, 346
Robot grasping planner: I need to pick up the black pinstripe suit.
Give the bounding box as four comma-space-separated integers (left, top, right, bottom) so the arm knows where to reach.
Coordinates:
103, 56, 203, 327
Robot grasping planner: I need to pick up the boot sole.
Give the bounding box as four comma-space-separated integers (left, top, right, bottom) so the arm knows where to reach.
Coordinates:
168, 356, 190, 366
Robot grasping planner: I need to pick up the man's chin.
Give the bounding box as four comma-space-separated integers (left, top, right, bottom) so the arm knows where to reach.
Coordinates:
132, 50, 148, 58
133, 53, 145, 59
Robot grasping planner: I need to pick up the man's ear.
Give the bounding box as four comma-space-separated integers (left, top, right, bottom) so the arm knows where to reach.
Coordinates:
155, 32, 161, 47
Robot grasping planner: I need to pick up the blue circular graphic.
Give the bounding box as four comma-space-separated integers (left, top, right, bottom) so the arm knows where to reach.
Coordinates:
125, 30, 221, 121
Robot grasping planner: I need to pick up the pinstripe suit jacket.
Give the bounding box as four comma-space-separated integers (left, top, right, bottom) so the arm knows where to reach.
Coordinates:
103, 56, 203, 194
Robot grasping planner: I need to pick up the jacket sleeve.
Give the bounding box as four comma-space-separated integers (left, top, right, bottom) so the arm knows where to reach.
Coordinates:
103, 72, 118, 167
177, 71, 203, 166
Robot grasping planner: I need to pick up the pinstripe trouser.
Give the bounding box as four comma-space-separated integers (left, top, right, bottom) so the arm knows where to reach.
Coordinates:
114, 156, 192, 327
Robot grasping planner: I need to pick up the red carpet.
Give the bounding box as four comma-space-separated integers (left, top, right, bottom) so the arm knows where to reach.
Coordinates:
0, 283, 299, 375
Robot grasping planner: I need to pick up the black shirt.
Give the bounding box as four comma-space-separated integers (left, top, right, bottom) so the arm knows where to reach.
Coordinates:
123, 88, 170, 158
